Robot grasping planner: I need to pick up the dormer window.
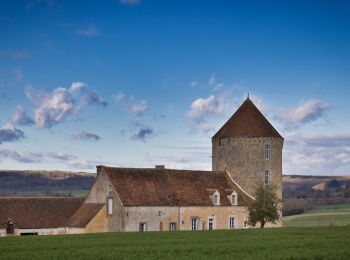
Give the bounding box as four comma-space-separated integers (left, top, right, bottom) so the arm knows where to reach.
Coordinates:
230, 191, 238, 205
212, 190, 220, 206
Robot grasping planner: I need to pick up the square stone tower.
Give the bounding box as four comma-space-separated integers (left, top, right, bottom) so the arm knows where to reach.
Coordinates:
212, 97, 284, 202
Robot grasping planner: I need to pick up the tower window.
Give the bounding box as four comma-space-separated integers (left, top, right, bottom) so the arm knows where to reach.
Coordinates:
264, 144, 271, 160
264, 170, 270, 184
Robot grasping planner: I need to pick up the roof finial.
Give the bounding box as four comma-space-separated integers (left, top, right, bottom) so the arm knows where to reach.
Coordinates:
247, 92, 250, 99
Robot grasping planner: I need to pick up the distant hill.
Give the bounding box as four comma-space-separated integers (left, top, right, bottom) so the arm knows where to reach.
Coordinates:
0, 170, 95, 197
1, 170, 350, 205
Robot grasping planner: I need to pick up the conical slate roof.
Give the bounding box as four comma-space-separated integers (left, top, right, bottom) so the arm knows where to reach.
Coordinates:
212, 98, 283, 139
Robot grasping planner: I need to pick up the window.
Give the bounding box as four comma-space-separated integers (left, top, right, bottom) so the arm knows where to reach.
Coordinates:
107, 198, 113, 215
191, 217, 199, 231
231, 191, 238, 205
264, 144, 271, 160
244, 220, 250, 229
208, 218, 215, 230
139, 223, 147, 232
264, 170, 270, 185
212, 190, 220, 206
229, 217, 235, 229
169, 222, 177, 231
213, 195, 218, 205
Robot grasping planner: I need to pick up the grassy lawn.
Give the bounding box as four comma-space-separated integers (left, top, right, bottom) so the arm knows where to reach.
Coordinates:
1, 227, 350, 259
283, 204, 350, 227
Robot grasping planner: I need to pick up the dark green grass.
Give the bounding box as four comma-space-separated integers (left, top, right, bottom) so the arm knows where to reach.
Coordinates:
1, 227, 350, 259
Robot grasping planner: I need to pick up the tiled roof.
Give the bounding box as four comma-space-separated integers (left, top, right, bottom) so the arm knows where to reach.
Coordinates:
0, 197, 84, 229
213, 98, 283, 139
101, 166, 253, 206
66, 202, 105, 228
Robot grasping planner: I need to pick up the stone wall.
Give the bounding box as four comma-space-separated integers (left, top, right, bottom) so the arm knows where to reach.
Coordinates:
212, 137, 283, 201
122, 205, 250, 231
85, 169, 123, 232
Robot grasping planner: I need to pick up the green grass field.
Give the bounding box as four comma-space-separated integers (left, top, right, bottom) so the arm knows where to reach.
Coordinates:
283, 204, 350, 227
1, 227, 350, 259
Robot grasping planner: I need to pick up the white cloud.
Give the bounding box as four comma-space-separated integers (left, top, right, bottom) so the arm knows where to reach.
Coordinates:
25, 82, 106, 128
0, 148, 42, 163
30, 87, 77, 128
284, 132, 350, 175
70, 81, 87, 92
187, 95, 227, 123
0, 124, 25, 144
275, 99, 330, 131
187, 95, 230, 134
11, 105, 34, 126
73, 130, 101, 141
68, 159, 96, 170
113, 91, 125, 103
76, 24, 101, 37
48, 152, 77, 161
129, 100, 149, 117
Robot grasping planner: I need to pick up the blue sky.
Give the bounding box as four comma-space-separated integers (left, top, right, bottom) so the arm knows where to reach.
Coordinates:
0, 0, 350, 175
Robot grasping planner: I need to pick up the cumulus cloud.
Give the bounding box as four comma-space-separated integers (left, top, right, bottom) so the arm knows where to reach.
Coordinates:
26, 82, 106, 128
73, 130, 101, 141
129, 100, 149, 117
70, 81, 87, 92
0, 124, 25, 144
0, 148, 42, 163
29, 86, 77, 128
113, 91, 125, 103
284, 132, 350, 175
275, 99, 330, 131
187, 95, 227, 123
131, 127, 154, 142
120, 0, 140, 5
76, 24, 101, 37
11, 105, 34, 126
187, 95, 230, 134
0, 49, 28, 59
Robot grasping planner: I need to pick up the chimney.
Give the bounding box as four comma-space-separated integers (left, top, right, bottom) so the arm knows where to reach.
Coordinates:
155, 165, 165, 170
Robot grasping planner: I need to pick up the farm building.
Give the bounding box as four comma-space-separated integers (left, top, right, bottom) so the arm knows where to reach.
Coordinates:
0, 97, 283, 236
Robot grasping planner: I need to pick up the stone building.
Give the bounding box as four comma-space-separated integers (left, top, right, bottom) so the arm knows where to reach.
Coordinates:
0, 97, 283, 235
212, 97, 284, 204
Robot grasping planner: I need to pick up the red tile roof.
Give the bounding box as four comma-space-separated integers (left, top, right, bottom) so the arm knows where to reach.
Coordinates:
66, 202, 105, 228
101, 166, 253, 206
0, 197, 84, 229
213, 98, 283, 139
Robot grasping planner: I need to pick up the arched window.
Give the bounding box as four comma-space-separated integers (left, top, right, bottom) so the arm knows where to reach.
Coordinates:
264, 144, 271, 160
